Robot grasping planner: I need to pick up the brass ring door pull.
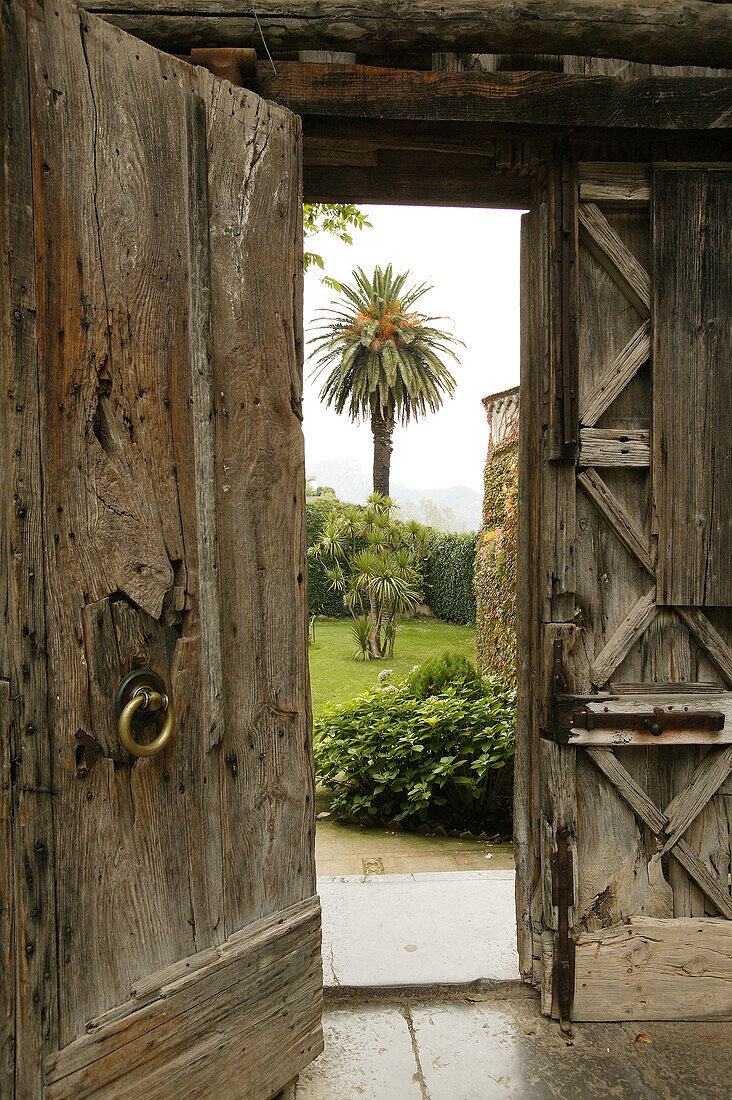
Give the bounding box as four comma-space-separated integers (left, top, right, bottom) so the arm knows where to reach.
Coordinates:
114, 670, 175, 758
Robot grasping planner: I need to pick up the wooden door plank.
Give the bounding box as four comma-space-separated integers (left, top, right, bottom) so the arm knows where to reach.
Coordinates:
662, 745, 732, 850
578, 320, 651, 427
676, 608, 732, 688
578, 203, 651, 317
578, 164, 651, 206
578, 427, 650, 467
573, 917, 732, 1022
577, 468, 654, 576
653, 169, 732, 606
200, 64, 316, 935
1, 2, 59, 1093
590, 589, 657, 687
44, 897, 323, 1100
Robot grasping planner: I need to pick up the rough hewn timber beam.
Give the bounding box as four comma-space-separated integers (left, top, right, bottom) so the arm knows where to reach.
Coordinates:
84, 1, 732, 68
249, 64, 732, 130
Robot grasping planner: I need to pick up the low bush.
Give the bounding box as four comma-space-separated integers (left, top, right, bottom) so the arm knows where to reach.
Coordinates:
406, 650, 477, 699
314, 652, 515, 833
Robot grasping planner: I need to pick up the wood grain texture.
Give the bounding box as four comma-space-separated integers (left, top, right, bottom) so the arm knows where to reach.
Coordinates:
246, 63, 732, 131
662, 745, 732, 849
0, 680, 13, 1092
18, 0, 318, 1093
81, 0, 732, 67
578, 427, 650, 467
578, 203, 651, 317
585, 748, 732, 918
1, 2, 59, 1093
577, 468, 654, 576
573, 918, 732, 1021
515, 204, 545, 980
200, 66, 316, 936
676, 607, 732, 688
590, 588, 658, 686
653, 169, 732, 606
44, 897, 323, 1100
578, 321, 651, 427
578, 163, 651, 205
28, 1, 223, 1043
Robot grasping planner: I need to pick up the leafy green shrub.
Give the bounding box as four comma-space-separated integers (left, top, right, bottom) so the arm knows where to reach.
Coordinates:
407, 650, 477, 698
422, 532, 478, 625
314, 655, 515, 833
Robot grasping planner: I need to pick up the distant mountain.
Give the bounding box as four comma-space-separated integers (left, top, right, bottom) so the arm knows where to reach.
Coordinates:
309, 459, 482, 533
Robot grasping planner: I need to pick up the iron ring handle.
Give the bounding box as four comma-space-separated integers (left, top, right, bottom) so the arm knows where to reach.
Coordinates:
118, 689, 175, 757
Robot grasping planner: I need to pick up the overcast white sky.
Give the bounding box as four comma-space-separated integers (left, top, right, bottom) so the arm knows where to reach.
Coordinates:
303, 204, 524, 495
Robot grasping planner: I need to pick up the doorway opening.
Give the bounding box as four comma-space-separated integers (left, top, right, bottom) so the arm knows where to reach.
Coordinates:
302, 200, 525, 991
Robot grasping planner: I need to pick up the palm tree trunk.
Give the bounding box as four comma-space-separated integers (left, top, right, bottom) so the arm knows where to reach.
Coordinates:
371, 405, 394, 497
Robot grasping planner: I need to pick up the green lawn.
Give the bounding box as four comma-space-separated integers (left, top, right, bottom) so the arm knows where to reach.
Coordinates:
309, 616, 476, 715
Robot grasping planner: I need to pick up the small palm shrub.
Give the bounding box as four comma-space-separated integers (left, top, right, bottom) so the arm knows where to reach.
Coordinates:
314, 653, 515, 833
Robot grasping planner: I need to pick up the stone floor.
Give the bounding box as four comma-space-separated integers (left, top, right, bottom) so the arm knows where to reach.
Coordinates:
295, 985, 732, 1100
320, 871, 519, 987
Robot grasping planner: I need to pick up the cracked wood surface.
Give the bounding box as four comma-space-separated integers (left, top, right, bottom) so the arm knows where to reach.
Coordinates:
1, 1, 59, 1092
43, 897, 323, 1100
653, 169, 732, 607
6, 0, 318, 1093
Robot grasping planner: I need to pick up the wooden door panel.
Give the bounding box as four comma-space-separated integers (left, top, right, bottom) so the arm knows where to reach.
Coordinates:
3, 0, 320, 1094
653, 169, 732, 607
523, 159, 732, 1026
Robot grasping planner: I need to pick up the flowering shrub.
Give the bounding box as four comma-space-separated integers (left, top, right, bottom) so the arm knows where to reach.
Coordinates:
474, 442, 518, 687
314, 653, 515, 832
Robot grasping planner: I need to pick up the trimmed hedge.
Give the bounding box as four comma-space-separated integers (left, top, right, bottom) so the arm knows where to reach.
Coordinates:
422, 532, 478, 625
306, 500, 349, 616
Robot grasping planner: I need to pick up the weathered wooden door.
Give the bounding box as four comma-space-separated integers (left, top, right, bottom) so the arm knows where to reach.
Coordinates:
517, 160, 732, 1024
1, 0, 320, 1095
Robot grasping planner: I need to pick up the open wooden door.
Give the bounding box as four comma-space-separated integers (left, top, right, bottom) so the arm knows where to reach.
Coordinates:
518, 159, 732, 1024
1, 0, 321, 1095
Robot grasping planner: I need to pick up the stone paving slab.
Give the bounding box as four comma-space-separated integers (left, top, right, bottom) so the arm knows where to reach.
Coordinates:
315, 810, 514, 877
294, 991, 732, 1100
296, 1006, 421, 1100
319, 871, 519, 988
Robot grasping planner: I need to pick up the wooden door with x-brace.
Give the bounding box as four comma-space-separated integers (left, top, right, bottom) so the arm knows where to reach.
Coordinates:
517, 160, 732, 1025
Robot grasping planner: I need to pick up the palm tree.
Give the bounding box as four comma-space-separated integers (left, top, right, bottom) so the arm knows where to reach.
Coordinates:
309, 265, 461, 496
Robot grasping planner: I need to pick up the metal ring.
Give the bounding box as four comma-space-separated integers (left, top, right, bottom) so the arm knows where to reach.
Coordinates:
118, 689, 175, 758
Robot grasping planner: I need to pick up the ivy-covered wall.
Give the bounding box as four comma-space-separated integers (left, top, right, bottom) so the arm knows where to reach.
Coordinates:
422, 532, 478, 625
475, 434, 519, 686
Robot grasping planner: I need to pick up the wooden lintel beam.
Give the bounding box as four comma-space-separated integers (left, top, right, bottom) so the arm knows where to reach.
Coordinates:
304, 161, 530, 208
246, 64, 732, 133
85, 1, 732, 69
